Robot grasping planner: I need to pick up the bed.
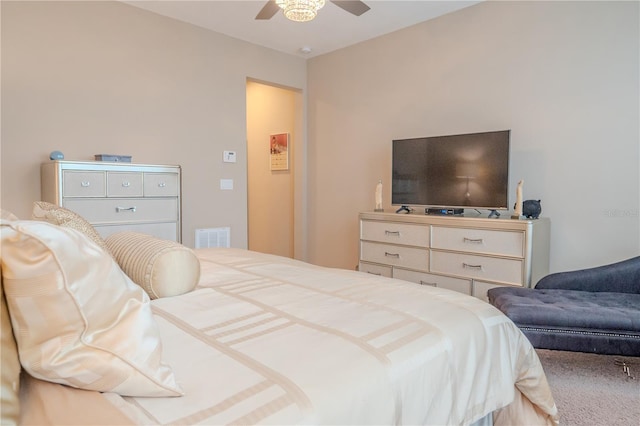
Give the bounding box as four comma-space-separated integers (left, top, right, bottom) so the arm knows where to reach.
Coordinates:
1, 213, 558, 425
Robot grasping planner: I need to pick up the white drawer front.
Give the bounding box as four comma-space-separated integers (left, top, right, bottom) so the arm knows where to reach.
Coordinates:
360, 241, 428, 271
62, 171, 106, 197
358, 262, 392, 278
431, 226, 524, 257
64, 198, 178, 224
95, 222, 179, 242
360, 220, 429, 247
430, 251, 524, 286
107, 172, 143, 197
144, 173, 179, 197
472, 281, 508, 303
393, 269, 472, 295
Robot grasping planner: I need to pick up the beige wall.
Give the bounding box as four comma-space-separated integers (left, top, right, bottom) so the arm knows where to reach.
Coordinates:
0, 0, 306, 249
2, 1, 638, 274
247, 81, 301, 258
307, 0, 639, 272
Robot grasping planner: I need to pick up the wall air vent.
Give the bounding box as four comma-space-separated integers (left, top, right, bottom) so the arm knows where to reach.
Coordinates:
195, 227, 230, 248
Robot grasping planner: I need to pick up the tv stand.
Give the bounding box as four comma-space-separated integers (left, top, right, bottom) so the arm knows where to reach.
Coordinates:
488, 209, 501, 218
358, 211, 550, 302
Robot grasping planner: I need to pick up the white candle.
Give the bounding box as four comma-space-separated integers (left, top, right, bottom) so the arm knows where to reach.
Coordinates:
514, 180, 524, 216
375, 180, 383, 211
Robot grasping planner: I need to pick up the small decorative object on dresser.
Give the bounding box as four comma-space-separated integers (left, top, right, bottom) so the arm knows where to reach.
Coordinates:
511, 179, 524, 219
522, 199, 542, 219
95, 154, 132, 162
49, 150, 64, 160
374, 180, 383, 212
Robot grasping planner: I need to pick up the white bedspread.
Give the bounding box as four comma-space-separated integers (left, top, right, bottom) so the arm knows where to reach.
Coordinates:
21, 248, 558, 425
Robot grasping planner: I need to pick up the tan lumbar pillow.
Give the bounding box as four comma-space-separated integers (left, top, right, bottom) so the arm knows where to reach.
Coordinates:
105, 232, 200, 299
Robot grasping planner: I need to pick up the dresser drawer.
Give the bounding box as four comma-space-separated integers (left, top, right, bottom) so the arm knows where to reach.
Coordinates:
431, 226, 524, 257
360, 241, 428, 271
107, 172, 143, 197
63, 198, 178, 224
62, 171, 106, 197
95, 222, 179, 242
430, 251, 524, 286
358, 262, 392, 278
144, 173, 179, 197
393, 269, 472, 295
360, 220, 429, 247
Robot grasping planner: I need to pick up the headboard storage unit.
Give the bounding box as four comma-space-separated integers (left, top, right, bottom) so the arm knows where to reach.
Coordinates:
358, 211, 550, 302
41, 160, 182, 242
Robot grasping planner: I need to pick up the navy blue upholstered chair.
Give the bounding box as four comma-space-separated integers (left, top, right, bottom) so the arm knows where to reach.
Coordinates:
488, 256, 640, 356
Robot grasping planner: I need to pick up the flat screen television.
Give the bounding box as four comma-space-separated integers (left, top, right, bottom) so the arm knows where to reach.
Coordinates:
392, 130, 510, 213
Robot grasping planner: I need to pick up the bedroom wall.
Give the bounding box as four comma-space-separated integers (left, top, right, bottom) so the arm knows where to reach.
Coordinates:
307, 0, 639, 273
0, 0, 306, 250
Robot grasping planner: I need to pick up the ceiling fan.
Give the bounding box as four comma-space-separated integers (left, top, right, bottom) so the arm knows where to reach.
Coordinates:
256, 0, 370, 21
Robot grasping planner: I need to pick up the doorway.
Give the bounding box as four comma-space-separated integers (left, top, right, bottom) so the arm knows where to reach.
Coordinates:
246, 80, 302, 258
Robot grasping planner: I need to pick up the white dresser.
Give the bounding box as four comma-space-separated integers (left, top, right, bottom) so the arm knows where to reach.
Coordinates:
41, 161, 181, 242
358, 212, 550, 301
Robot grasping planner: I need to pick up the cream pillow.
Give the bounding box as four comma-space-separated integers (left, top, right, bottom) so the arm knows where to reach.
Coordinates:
1, 275, 21, 426
1, 209, 18, 221
106, 232, 200, 299
32, 201, 112, 257
0, 220, 183, 397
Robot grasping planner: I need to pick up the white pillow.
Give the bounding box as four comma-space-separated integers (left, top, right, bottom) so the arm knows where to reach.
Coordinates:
106, 232, 200, 299
0, 219, 183, 397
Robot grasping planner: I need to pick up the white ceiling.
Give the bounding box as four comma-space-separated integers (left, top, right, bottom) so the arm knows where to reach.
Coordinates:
123, 0, 482, 58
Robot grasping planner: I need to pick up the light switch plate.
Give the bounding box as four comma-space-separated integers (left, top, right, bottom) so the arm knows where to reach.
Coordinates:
223, 151, 237, 163
220, 179, 234, 190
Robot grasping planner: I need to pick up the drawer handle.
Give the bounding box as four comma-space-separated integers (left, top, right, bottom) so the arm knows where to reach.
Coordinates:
463, 263, 483, 270
463, 237, 484, 244
122, 181, 131, 187
367, 271, 382, 276
385, 230, 400, 236
115, 206, 137, 213
158, 182, 167, 188
81, 181, 91, 187
384, 252, 400, 258
419, 280, 437, 286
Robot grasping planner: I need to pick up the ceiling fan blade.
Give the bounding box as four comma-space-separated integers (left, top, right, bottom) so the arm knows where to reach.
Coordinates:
331, 0, 370, 16
255, 0, 280, 20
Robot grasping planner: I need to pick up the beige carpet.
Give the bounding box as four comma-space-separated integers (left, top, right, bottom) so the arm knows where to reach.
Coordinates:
536, 349, 640, 426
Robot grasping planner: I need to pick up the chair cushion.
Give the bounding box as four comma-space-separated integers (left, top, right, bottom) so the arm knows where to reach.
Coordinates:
489, 287, 640, 333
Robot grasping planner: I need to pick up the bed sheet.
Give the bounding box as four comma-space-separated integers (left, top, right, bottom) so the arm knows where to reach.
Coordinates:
20, 248, 557, 425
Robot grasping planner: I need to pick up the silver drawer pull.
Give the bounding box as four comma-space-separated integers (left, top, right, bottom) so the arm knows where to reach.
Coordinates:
384, 252, 400, 258
385, 230, 400, 236
366, 271, 382, 276
463, 263, 483, 270
158, 182, 167, 187
122, 181, 131, 187
115, 206, 137, 213
81, 181, 91, 187
463, 237, 484, 244
419, 280, 437, 286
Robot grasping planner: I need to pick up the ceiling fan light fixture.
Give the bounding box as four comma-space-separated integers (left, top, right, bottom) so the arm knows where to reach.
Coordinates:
276, 0, 326, 22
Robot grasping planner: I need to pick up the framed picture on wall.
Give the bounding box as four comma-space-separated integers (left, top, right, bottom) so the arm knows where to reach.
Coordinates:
270, 133, 289, 171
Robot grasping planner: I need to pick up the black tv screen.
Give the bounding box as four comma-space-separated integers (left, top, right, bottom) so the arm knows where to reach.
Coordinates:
392, 130, 510, 211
